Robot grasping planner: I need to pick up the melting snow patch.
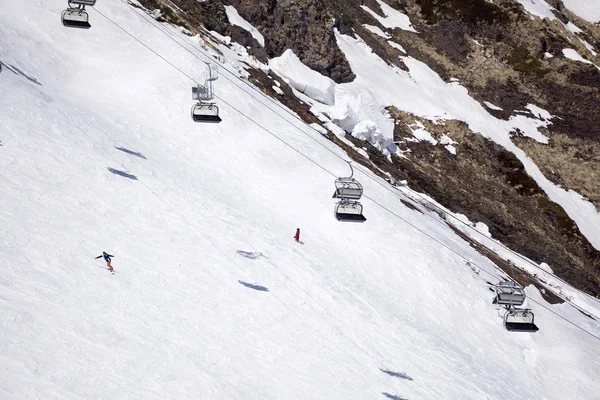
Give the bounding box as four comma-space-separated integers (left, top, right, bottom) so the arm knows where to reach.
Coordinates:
363, 24, 390, 39
515, 0, 557, 20
440, 134, 457, 154
387, 41, 406, 53
272, 85, 284, 95
544, 52, 554, 58
224, 5, 265, 47
563, 48, 592, 64
483, 101, 503, 111
444, 144, 457, 155
579, 38, 598, 57
360, 0, 417, 32
562, 48, 600, 70
566, 22, 583, 34
408, 121, 437, 144
525, 104, 553, 121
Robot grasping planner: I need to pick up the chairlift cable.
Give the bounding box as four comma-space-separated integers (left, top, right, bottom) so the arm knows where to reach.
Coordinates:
90, 4, 600, 341
119, 0, 600, 309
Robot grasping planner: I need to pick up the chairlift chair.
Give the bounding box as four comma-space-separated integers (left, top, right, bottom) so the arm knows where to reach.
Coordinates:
69, 0, 97, 5
62, 0, 96, 29
504, 309, 539, 332
191, 103, 221, 123
335, 200, 366, 222
62, 8, 91, 29
333, 177, 363, 200
492, 281, 526, 307
333, 161, 364, 200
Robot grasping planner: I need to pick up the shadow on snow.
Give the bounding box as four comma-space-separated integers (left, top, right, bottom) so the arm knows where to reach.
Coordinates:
380, 369, 414, 381
382, 393, 408, 400
0, 61, 42, 85
108, 167, 138, 180
115, 146, 147, 160
238, 280, 269, 292
236, 250, 267, 260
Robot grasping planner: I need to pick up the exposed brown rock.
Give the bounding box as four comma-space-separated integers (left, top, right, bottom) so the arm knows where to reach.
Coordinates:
383, 108, 600, 297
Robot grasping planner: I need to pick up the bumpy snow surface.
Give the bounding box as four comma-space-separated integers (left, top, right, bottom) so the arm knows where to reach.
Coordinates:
1, 1, 600, 399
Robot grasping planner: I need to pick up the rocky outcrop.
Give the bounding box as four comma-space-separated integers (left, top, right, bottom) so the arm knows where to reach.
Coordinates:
383, 109, 600, 297
223, 0, 355, 83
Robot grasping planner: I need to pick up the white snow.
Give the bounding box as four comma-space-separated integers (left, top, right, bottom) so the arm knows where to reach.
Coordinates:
579, 39, 598, 57
526, 104, 553, 120
269, 49, 336, 105
351, 119, 387, 144
561, 0, 600, 23
515, 0, 557, 20
539, 262, 554, 274
407, 121, 437, 144
474, 222, 492, 238
1, 1, 600, 399
563, 48, 593, 64
483, 101, 503, 111
272, 85, 284, 95
360, 0, 417, 33
309, 123, 329, 136
544, 51, 554, 58
565, 21, 583, 33
563, 49, 600, 70
224, 5, 265, 47
399, 188, 600, 322
439, 134, 457, 155
363, 24, 390, 39
444, 144, 456, 155
387, 40, 407, 53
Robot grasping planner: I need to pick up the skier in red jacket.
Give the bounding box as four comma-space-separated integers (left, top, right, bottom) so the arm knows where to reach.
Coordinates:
293, 228, 300, 242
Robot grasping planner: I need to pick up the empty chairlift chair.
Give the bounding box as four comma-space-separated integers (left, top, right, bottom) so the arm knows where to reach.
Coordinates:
62, 0, 96, 29
504, 309, 539, 332
333, 177, 363, 200
335, 200, 366, 223
333, 162, 366, 222
191, 103, 221, 123
492, 281, 526, 307
190, 66, 222, 123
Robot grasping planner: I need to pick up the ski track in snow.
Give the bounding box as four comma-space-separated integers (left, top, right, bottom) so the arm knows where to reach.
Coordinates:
0, 1, 599, 399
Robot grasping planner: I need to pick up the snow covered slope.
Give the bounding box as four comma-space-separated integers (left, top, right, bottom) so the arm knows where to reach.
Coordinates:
562, 0, 600, 23
1, 1, 600, 399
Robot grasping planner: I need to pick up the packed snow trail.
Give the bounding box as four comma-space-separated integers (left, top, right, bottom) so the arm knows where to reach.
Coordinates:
1, 1, 600, 399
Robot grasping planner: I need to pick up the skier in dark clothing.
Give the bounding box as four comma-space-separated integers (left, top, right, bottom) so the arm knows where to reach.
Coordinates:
95, 251, 115, 272
293, 228, 300, 242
